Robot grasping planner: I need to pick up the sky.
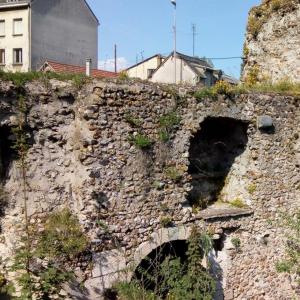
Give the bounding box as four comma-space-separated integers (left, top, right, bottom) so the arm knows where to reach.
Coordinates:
86, 0, 261, 78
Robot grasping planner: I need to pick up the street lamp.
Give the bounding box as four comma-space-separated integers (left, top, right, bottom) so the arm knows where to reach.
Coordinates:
171, 0, 176, 84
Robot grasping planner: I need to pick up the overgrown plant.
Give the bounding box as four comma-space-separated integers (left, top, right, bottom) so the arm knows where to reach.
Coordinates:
114, 227, 216, 300
129, 133, 152, 149
275, 210, 300, 280
158, 111, 181, 142
10, 209, 88, 299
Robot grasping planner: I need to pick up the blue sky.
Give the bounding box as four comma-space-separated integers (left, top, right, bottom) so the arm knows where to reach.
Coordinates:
87, 0, 261, 78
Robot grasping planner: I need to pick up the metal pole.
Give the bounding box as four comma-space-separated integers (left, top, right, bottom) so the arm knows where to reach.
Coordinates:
174, 3, 177, 84
114, 44, 117, 73
192, 24, 196, 57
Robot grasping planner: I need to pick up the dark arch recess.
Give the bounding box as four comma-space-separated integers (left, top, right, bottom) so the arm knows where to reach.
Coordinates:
187, 117, 249, 208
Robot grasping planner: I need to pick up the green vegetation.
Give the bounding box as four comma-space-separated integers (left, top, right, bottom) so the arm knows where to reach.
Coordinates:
247, 0, 298, 38
0, 70, 89, 89
129, 133, 152, 149
158, 111, 181, 142
275, 210, 300, 278
194, 80, 300, 102
230, 198, 247, 208
118, 71, 129, 80
9, 209, 88, 300
247, 183, 257, 195
160, 216, 173, 228
124, 113, 142, 127
231, 237, 241, 251
114, 227, 216, 300
164, 166, 183, 183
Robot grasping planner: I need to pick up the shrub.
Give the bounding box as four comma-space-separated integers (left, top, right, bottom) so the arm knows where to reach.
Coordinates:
129, 133, 152, 149
114, 281, 156, 300
10, 209, 89, 299
194, 87, 215, 101
275, 210, 300, 276
160, 216, 173, 228
119, 71, 129, 80
124, 113, 142, 127
231, 237, 241, 250
159, 111, 181, 129
230, 198, 247, 208
212, 80, 234, 98
158, 129, 170, 142
158, 111, 181, 142
164, 166, 183, 182
37, 208, 88, 260
247, 184, 257, 194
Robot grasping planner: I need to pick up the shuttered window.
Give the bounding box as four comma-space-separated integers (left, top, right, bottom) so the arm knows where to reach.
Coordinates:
0, 20, 5, 37
13, 48, 22, 64
0, 50, 5, 65
13, 18, 23, 35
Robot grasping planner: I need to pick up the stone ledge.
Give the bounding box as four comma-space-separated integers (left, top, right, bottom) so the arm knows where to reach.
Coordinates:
198, 207, 254, 220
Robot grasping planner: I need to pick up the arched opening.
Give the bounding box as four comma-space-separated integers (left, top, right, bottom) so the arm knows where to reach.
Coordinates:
134, 240, 188, 292
188, 117, 248, 208
0, 125, 16, 182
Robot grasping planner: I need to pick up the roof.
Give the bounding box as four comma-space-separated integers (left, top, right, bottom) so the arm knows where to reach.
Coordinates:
0, 0, 30, 8
40, 60, 118, 78
149, 51, 214, 80
0, 0, 99, 24
126, 54, 165, 71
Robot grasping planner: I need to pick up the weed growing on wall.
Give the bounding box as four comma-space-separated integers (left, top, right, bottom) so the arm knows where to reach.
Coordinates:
275, 210, 300, 281
158, 111, 181, 142
129, 133, 152, 149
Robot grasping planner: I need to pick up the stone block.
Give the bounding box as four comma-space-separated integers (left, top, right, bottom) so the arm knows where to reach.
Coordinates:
257, 116, 273, 130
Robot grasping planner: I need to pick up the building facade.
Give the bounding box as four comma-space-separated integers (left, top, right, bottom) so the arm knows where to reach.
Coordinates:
126, 54, 165, 80
127, 52, 238, 87
0, 0, 98, 72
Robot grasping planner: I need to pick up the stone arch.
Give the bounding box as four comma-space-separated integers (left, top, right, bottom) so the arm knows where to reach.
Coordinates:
132, 225, 191, 272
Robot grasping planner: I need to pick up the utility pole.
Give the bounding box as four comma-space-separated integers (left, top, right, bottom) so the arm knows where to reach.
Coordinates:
171, 0, 177, 84
114, 44, 117, 73
192, 23, 196, 57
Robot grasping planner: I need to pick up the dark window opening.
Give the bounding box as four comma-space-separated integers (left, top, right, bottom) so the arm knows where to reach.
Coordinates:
187, 117, 249, 208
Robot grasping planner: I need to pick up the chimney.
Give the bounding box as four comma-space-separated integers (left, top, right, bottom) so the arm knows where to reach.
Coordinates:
86, 58, 92, 77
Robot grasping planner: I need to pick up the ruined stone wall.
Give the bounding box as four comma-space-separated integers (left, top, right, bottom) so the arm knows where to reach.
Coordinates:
0, 78, 299, 299
242, 0, 300, 83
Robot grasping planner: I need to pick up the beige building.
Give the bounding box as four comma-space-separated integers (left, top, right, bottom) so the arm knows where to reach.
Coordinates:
126, 54, 165, 80
0, 0, 98, 72
127, 52, 238, 86
0, 1, 30, 72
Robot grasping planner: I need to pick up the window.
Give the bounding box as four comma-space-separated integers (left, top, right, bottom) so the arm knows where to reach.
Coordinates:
0, 20, 5, 37
0, 50, 5, 65
13, 48, 22, 64
13, 18, 23, 36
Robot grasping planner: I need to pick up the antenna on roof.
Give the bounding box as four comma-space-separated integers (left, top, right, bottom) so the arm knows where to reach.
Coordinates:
192, 23, 196, 57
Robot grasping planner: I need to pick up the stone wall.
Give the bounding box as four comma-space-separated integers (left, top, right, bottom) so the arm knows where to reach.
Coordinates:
0, 78, 299, 299
242, 0, 300, 83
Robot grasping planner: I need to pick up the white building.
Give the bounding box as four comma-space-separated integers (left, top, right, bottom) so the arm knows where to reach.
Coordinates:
126, 52, 238, 86
0, 0, 99, 72
126, 54, 165, 80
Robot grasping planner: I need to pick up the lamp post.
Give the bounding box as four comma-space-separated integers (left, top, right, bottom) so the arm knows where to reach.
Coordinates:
171, 0, 176, 84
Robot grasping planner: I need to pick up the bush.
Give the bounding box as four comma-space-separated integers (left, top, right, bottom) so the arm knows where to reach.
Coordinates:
231, 237, 241, 250
230, 198, 247, 208
158, 111, 181, 142
11, 209, 89, 299
124, 113, 142, 127
194, 87, 215, 101
160, 216, 173, 228
164, 166, 183, 182
275, 210, 300, 276
129, 133, 152, 149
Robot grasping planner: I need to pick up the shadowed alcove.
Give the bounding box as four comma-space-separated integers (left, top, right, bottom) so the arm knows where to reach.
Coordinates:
188, 117, 249, 208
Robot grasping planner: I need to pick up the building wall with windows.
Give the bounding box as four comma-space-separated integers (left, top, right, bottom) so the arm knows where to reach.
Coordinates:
0, 7, 30, 72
